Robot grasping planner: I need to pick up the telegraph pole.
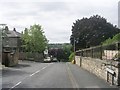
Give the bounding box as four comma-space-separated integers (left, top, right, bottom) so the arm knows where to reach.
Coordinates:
74, 38, 75, 54
74, 38, 76, 63
0, 24, 7, 64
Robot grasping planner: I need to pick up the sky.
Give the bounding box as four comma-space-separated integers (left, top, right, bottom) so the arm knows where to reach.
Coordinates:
0, 0, 120, 43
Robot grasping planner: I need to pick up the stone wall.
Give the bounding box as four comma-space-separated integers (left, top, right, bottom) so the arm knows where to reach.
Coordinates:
8, 51, 18, 66
2, 51, 18, 66
19, 52, 44, 62
75, 56, 120, 86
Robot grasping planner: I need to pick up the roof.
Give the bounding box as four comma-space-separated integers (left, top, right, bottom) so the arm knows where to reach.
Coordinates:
6, 30, 21, 38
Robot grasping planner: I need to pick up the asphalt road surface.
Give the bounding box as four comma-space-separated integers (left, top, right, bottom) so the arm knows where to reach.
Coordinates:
1, 60, 118, 89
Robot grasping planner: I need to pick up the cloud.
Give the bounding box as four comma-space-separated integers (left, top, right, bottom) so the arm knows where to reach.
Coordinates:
0, 0, 119, 43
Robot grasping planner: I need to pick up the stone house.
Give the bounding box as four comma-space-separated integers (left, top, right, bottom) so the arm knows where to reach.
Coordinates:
2, 28, 21, 66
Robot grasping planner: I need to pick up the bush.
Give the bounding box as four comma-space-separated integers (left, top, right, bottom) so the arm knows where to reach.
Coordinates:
102, 33, 120, 45
69, 52, 75, 62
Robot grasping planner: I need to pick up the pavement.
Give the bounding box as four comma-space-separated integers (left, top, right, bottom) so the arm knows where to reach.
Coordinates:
1, 60, 119, 89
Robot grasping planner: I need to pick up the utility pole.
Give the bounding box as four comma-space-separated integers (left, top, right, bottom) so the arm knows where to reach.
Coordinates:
0, 24, 7, 90
0, 24, 7, 64
74, 38, 76, 63
74, 38, 75, 54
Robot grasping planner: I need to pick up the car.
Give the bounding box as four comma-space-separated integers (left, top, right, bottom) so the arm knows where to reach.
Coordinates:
51, 57, 58, 62
44, 57, 51, 63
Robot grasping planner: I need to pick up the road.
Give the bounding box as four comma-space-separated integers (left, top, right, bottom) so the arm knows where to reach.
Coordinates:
1, 60, 118, 89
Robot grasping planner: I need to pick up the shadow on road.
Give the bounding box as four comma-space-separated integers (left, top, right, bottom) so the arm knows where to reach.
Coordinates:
2, 69, 30, 77
2, 64, 31, 77
10, 64, 31, 69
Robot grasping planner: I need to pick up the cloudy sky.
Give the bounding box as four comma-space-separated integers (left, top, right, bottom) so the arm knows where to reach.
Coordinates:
0, 0, 119, 43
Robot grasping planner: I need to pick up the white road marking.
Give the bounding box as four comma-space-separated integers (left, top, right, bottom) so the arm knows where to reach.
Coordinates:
30, 70, 40, 76
29, 64, 53, 77
10, 63, 53, 89
10, 81, 22, 89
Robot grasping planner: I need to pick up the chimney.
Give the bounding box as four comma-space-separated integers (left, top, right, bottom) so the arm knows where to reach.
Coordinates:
13, 28, 16, 32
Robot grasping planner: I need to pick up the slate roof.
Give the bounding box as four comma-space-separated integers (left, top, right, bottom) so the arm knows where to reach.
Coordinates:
6, 30, 21, 38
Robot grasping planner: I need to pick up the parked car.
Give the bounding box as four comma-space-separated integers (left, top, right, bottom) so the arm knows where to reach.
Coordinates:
52, 57, 58, 62
44, 57, 51, 63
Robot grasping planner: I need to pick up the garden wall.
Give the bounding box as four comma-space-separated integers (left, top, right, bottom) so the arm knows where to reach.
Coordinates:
19, 52, 44, 62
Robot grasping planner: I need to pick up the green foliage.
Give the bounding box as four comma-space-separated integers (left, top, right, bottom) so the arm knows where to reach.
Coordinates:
62, 43, 72, 60
69, 52, 75, 62
102, 33, 120, 45
70, 15, 120, 50
56, 49, 65, 60
48, 43, 63, 49
48, 43, 72, 62
22, 24, 48, 53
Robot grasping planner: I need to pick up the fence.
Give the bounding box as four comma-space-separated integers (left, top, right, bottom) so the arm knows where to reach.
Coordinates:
76, 42, 120, 60
75, 42, 120, 85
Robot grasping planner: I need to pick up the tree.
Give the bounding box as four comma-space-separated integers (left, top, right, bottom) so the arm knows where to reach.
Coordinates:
56, 44, 72, 61
70, 15, 120, 50
22, 24, 48, 53
102, 33, 120, 45
48, 48, 57, 57
48, 43, 72, 62
56, 49, 64, 61
69, 52, 75, 62
62, 43, 72, 60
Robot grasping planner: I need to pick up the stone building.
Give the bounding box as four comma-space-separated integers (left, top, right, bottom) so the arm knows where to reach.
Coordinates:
2, 27, 21, 66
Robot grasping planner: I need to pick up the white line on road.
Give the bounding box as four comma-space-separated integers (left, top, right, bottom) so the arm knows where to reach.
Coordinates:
30, 70, 40, 76
9, 63, 53, 89
10, 81, 22, 90
29, 63, 53, 77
